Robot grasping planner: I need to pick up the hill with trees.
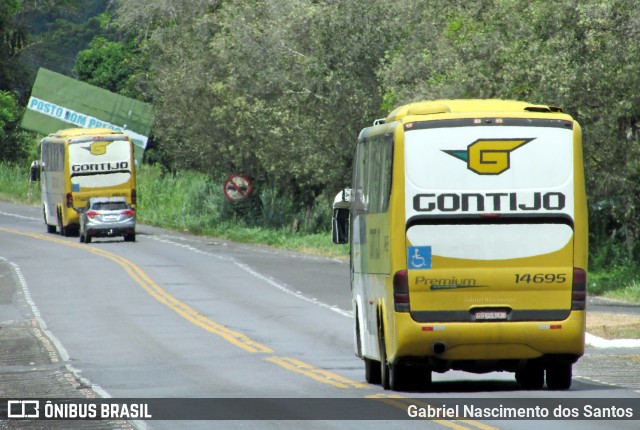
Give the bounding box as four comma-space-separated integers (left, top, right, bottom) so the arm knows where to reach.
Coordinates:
2, 0, 640, 294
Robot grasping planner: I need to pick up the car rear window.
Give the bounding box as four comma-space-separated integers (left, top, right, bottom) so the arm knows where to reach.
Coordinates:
92, 202, 128, 211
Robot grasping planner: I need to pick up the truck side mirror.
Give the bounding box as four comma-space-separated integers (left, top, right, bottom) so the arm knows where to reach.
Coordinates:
332, 189, 351, 245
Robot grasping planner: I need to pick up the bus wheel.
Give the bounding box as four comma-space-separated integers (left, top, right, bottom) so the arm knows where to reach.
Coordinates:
546, 363, 572, 390
356, 315, 382, 384
389, 362, 411, 392
378, 330, 390, 390
354, 313, 361, 356
364, 357, 381, 384
411, 364, 433, 392
44, 207, 56, 233
57, 209, 68, 237
515, 363, 544, 390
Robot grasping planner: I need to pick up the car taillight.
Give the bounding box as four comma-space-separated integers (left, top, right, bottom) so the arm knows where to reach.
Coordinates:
66, 193, 73, 208
87, 211, 99, 218
571, 268, 587, 310
123, 209, 134, 216
393, 270, 410, 312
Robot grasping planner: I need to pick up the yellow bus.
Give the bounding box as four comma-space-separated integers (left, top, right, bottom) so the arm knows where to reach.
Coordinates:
333, 100, 588, 391
38, 128, 137, 236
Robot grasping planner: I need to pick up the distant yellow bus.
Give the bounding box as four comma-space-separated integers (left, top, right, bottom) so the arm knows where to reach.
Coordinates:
38, 128, 136, 236
333, 100, 588, 391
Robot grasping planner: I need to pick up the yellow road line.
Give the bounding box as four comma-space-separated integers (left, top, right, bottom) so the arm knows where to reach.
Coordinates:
0, 227, 272, 354
266, 356, 369, 389
1, 224, 502, 430
1, 227, 369, 390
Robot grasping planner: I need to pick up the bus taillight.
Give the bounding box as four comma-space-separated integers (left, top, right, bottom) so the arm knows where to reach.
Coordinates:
131, 188, 137, 206
571, 268, 587, 310
66, 193, 73, 208
393, 270, 410, 312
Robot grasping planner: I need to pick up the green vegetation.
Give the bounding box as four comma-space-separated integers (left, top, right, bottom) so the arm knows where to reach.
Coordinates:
0, 91, 36, 162
0, 162, 37, 203
589, 259, 640, 303
136, 164, 348, 258
2, 0, 640, 301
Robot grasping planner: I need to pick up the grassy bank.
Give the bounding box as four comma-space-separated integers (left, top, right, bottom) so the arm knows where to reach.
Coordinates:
588, 267, 640, 303
0, 162, 38, 203
2, 162, 639, 301
135, 164, 348, 258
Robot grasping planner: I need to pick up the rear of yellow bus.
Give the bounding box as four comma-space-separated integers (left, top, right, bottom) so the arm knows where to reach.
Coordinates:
59, 128, 136, 234
391, 100, 587, 390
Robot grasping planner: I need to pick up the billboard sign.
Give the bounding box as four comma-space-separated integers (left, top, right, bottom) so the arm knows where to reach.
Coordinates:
21, 68, 153, 162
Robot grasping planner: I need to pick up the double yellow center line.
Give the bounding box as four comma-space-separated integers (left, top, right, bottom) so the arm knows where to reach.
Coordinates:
1, 226, 497, 429
0, 227, 363, 388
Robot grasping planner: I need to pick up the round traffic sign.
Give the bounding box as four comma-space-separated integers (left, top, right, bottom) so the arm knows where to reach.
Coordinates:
223, 174, 252, 202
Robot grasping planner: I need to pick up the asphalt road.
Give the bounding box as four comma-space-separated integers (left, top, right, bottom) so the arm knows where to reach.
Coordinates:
1, 200, 639, 430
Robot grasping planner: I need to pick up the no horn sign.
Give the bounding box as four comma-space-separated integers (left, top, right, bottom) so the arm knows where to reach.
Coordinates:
223, 175, 252, 202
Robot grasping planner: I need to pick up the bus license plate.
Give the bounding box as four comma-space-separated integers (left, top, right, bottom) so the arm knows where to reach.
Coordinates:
475, 310, 508, 320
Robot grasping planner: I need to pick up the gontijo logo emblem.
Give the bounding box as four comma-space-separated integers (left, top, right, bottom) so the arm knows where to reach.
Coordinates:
443, 138, 534, 175
84, 141, 112, 156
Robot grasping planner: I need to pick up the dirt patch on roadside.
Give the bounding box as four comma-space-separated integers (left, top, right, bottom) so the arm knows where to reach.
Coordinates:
587, 312, 640, 339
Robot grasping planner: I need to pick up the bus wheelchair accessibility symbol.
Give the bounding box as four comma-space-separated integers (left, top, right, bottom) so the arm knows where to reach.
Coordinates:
408, 246, 432, 269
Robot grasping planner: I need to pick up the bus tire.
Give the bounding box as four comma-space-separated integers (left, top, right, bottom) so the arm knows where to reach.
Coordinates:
378, 328, 390, 390
389, 362, 411, 392
360, 314, 382, 384
57, 211, 63, 236
44, 207, 56, 233
546, 363, 572, 390
364, 357, 381, 384
354, 312, 362, 357
57, 209, 68, 237
515, 363, 544, 390
411, 364, 433, 391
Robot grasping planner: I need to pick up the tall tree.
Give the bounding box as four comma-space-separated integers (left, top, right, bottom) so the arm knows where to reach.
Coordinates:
105, 0, 640, 254
0, 90, 34, 162
74, 35, 140, 97
14, 0, 110, 90
0, 0, 28, 93
377, 0, 640, 258
114, 0, 397, 206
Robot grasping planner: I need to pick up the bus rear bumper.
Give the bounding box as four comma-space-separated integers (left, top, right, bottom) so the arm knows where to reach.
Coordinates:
391, 310, 585, 367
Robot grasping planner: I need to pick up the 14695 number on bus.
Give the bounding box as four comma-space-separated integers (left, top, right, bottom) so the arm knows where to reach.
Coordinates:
515, 273, 567, 284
